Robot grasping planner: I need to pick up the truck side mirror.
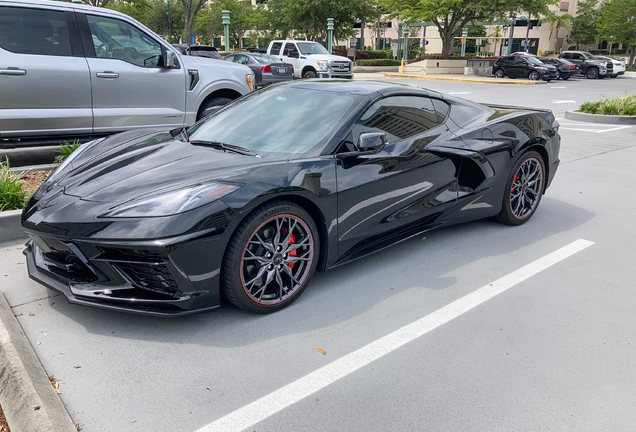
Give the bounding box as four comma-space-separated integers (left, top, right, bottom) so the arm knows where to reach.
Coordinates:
164, 50, 179, 68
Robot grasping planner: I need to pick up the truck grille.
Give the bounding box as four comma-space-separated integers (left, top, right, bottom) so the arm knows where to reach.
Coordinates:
331, 61, 351, 72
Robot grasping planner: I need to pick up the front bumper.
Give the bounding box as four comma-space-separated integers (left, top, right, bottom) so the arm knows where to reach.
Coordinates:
23, 231, 226, 316
540, 70, 558, 80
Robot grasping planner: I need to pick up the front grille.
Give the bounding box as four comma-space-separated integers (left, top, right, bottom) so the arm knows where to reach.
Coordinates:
331, 61, 351, 72
115, 263, 178, 297
34, 237, 98, 283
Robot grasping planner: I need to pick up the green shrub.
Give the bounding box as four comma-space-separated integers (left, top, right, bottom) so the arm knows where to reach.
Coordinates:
0, 160, 27, 211
356, 59, 402, 66
362, 50, 392, 59
55, 139, 81, 165
600, 101, 619, 115
579, 101, 601, 113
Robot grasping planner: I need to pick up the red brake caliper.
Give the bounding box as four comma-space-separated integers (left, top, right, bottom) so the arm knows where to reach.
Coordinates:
511, 173, 519, 194
281, 227, 297, 269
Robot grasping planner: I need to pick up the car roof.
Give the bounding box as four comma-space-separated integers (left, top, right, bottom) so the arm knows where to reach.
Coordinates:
3, 0, 128, 17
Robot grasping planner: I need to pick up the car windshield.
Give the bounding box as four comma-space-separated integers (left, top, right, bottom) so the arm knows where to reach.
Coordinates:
252, 54, 282, 64
188, 86, 357, 159
297, 42, 330, 55
526, 56, 544, 65
581, 52, 595, 59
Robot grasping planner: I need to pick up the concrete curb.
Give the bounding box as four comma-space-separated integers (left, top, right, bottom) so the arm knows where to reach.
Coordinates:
0, 210, 26, 244
10, 163, 55, 174
384, 73, 540, 85
565, 110, 636, 124
0, 292, 77, 432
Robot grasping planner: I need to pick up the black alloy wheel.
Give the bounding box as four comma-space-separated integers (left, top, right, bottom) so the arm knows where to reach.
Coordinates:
496, 150, 545, 226
494, 68, 505, 78
555, 70, 561, 80
528, 70, 540, 81
586, 68, 599, 79
303, 70, 317, 79
222, 200, 319, 313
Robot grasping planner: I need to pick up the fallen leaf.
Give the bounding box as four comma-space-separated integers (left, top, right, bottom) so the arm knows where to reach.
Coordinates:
14, 313, 23, 317
50, 302, 55, 306
74, 364, 81, 369
206, 387, 211, 391
16, 262, 23, 264
316, 348, 326, 355
75, 423, 81, 431
28, 312, 35, 317
43, 332, 47, 337
37, 341, 41, 345
55, 388, 62, 394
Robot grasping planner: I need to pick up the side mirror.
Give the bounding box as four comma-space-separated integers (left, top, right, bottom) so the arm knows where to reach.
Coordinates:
165, 50, 179, 68
357, 132, 386, 153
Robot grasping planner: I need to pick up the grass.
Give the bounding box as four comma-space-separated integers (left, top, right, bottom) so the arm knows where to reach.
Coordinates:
55, 139, 82, 165
0, 160, 27, 212
579, 95, 636, 116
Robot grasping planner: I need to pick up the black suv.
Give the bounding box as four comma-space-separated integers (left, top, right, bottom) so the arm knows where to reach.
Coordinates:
492, 56, 558, 81
537, 57, 579, 80
558, 51, 612, 79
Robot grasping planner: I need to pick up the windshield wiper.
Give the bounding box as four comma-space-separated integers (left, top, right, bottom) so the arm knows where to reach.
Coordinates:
170, 126, 189, 142
189, 140, 258, 157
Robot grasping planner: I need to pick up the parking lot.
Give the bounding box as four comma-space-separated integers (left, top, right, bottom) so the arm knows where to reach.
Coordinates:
2, 75, 636, 431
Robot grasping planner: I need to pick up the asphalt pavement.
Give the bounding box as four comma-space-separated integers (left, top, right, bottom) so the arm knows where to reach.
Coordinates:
2, 75, 636, 431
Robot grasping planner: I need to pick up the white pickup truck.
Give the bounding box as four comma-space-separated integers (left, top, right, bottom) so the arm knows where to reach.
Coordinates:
267, 40, 354, 80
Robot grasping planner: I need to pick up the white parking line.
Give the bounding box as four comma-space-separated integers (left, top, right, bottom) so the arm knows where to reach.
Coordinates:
552, 100, 577, 104
560, 124, 632, 133
449, 91, 471, 95
195, 239, 595, 432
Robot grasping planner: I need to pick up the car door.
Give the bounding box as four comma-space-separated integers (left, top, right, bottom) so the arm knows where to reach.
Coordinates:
78, 12, 186, 133
280, 42, 301, 71
0, 5, 92, 139
335, 95, 462, 259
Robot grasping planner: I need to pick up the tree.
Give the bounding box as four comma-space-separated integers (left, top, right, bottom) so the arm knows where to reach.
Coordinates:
489, 25, 503, 56
107, 0, 152, 24
569, 0, 598, 48
85, 0, 112, 6
179, 0, 207, 44
141, 0, 185, 42
378, 0, 554, 57
546, 12, 573, 50
196, 0, 263, 49
597, 0, 636, 66
264, 0, 380, 43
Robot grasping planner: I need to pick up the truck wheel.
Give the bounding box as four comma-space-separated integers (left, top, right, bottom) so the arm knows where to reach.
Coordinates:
197, 97, 232, 121
303, 70, 317, 79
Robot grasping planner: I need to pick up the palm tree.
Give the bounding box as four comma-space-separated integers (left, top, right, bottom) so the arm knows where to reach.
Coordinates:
547, 13, 573, 51
489, 25, 503, 56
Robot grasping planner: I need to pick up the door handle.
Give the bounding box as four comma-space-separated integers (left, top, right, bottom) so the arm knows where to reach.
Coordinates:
96, 71, 119, 78
0, 67, 27, 76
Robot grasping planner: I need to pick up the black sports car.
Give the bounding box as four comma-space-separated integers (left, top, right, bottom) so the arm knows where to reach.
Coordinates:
22, 81, 560, 316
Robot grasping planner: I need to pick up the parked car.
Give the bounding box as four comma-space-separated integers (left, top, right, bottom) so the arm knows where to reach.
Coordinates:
558, 51, 612, 79
224, 53, 294, 88
537, 57, 579, 80
267, 40, 353, 79
172, 44, 221, 60
593, 55, 626, 78
23, 80, 560, 315
0, 0, 254, 149
492, 55, 558, 81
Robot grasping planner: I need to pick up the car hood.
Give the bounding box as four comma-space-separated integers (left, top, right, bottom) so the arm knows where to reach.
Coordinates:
305, 54, 351, 63
56, 130, 277, 203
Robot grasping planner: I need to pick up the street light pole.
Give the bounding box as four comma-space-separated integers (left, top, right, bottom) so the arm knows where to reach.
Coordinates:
222, 10, 230, 52
327, 18, 334, 53
507, 13, 516, 55
460, 27, 468, 57
167, 0, 173, 44
401, 26, 410, 73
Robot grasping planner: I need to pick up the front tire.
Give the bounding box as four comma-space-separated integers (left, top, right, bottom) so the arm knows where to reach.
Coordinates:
222, 200, 319, 313
555, 71, 561, 80
528, 71, 540, 81
586, 68, 599, 79
494, 68, 505, 78
496, 151, 545, 226
303, 70, 317, 79
197, 97, 232, 121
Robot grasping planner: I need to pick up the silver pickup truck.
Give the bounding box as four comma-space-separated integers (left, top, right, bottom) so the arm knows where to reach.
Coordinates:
0, 0, 254, 148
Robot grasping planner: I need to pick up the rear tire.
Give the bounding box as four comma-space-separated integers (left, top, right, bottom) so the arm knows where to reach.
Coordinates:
222, 200, 320, 314
496, 150, 545, 226
528, 71, 540, 81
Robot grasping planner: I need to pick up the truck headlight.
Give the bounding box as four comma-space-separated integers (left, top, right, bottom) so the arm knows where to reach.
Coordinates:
246, 74, 255, 91
316, 61, 329, 71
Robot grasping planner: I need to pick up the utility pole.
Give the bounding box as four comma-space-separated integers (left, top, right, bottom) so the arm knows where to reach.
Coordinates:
460, 27, 468, 57
327, 18, 334, 53
507, 13, 516, 55
222, 10, 230, 52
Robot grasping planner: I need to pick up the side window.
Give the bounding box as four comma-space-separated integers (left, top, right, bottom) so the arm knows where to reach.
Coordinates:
283, 43, 298, 57
352, 96, 439, 145
0, 7, 72, 56
431, 99, 450, 123
86, 15, 163, 68
573, 53, 583, 60
236, 55, 249, 65
224, 55, 235, 62
270, 42, 282, 55
561, 53, 570, 59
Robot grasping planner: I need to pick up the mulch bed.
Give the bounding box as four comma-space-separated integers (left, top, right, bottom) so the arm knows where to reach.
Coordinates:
21, 170, 52, 196
0, 403, 11, 432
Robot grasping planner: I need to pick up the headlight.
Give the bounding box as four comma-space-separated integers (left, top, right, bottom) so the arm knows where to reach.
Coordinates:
600, 62, 607, 67
316, 61, 328, 70
101, 182, 241, 218
246, 74, 255, 91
